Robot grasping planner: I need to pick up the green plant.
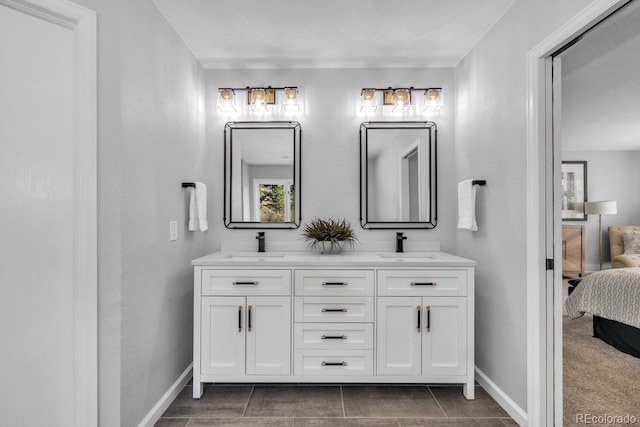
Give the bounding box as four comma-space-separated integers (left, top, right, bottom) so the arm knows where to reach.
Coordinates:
302, 217, 358, 251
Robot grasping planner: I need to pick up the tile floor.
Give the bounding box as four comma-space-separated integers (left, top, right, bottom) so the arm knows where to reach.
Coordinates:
155, 384, 518, 426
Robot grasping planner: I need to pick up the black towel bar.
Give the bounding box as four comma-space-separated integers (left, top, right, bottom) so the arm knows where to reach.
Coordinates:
182, 182, 195, 188
472, 180, 486, 186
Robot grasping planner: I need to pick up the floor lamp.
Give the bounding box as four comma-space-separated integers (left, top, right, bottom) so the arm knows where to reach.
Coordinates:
584, 200, 617, 270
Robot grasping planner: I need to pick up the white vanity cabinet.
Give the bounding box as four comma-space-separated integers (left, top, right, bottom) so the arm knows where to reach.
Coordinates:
377, 269, 473, 399
293, 269, 375, 377
193, 268, 292, 398
192, 252, 475, 400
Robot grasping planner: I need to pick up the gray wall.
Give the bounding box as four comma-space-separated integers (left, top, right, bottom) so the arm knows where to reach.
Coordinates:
69, 0, 210, 425
562, 151, 640, 271
119, 1, 208, 426
205, 68, 456, 251
454, 0, 594, 411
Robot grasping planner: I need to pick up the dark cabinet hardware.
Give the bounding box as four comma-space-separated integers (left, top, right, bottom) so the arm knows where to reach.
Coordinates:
248, 305, 252, 331
416, 306, 421, 332
426, 305, 431, 332
321, 361, 347, 366
321, 308, 348, 313
238, 306, 242, 332
321, 335, 347, 340
322, 281, 348, 286
233, 281, 259, 286
411, 282, 436, 286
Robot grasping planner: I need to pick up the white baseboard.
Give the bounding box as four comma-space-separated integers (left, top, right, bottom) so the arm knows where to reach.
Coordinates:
138, 363, 192, 427
475, 366, 527, 426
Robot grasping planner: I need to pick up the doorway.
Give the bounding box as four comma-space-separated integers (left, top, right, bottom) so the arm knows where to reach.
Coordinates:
526, 0, 636, 425
553, 1, 640, 425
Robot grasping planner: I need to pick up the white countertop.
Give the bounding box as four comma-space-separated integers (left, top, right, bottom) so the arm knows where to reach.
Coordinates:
192, 251, 476, 268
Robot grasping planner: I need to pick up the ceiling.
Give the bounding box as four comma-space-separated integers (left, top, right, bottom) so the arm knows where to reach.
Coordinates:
152, 0, 515, 69
561, 1, 640, 151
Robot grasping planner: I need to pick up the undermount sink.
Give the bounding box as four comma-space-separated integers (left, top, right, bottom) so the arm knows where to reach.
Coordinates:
377, 252, 440, 261
223, 252, 286, 259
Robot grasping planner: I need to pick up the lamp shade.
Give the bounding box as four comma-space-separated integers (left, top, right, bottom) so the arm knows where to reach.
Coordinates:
584, 200, 617, 215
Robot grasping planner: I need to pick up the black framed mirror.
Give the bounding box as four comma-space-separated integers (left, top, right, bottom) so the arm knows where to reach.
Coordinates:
360, 121, 437, 229
224, 121, 301, 229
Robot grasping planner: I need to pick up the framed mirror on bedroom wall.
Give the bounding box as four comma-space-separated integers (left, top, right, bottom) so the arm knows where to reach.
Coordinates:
224, 121, 302, 229
561, 160, 588, 221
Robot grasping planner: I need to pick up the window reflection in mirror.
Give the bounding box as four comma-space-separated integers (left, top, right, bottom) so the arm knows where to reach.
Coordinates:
224, 121, 301, 229
360, 121, 437, 229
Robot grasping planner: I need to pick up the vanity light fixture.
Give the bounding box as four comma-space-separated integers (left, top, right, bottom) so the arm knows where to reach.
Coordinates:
360, 88, 378, 112
216, 86, 300, 114
423, 88, 443, 112
390, 88, 412, 112
248, 87, 273, 112
217, 89, 237, 113
282, 87, 300, 111
360, 86, 443, 114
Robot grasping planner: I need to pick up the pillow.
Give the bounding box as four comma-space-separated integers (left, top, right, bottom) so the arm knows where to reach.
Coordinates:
622, 230, 640, 254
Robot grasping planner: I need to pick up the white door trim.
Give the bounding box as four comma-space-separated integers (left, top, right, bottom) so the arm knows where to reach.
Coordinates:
525, 1, 627, 425
0, 1, 97, 426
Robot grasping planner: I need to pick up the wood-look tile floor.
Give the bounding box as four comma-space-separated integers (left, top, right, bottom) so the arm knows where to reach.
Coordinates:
155, 384, 518, 426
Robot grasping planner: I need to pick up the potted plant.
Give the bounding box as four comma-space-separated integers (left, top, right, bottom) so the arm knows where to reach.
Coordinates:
302, 217, 358, 254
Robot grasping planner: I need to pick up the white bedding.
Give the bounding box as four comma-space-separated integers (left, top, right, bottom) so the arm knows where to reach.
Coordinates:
565, 267, 640, 329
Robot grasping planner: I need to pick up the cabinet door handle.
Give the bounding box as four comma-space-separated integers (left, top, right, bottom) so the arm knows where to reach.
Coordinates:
248, 305, 252, 332
233, 281, 259, 286
322, 281, 348, 286
238, 306, 242, 332
321, 361, 347, 366
417, 306, 421, 332
426, 305, 431, 332
321, 335, 347, 340
321, 307, 348, 312
411, 282, 437, 286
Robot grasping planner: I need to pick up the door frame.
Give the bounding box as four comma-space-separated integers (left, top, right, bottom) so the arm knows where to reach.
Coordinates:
0, 0, 97, 425
525, 1, 627, 425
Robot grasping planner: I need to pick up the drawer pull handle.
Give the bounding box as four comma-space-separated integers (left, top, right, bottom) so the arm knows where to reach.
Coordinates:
410, 282, 437, 286
321, 308, 348, 313
248, 305, 252, 332
238, 306, 242, 332
322, 281, 348, 286
426, 305, 431, 332
321, 335, 347, 340
416, 305, 421, 332
321, 361, 347, 366
233, 281, 259, 286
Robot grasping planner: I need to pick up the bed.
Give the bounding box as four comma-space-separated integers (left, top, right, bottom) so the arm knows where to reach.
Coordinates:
565, 267, 640, 357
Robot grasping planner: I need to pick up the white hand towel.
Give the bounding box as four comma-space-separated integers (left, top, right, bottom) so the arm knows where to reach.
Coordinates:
457, 180, 478, 231
188, 182, 208, 232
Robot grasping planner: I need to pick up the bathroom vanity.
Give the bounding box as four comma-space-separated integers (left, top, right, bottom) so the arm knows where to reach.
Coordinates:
192, 251, 476, 399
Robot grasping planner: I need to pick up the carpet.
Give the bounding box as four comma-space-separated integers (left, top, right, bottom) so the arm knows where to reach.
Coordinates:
563, 315, 640, 426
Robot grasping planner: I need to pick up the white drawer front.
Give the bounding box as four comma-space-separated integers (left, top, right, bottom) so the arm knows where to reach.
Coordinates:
377, 270, 467, 296
294, 270, 374, 296
294, 323, 373, 350
294, 350, 373, 376
201, 269, 291, 296
295, 297, 374, 323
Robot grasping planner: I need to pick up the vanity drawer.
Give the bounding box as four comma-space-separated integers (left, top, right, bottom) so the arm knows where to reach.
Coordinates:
294, 297, 374, 323
377, 270, 467, 297
294, 350, 373, 376
201, 269, 291, 296
294, 270, 374, 296
294, 323, 373, 350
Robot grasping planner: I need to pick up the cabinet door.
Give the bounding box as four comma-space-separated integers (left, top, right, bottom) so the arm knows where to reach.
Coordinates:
246, 296, 291, 375
422, 297, 467, 376
201, 296, 245, 376
376, 297, 422, 376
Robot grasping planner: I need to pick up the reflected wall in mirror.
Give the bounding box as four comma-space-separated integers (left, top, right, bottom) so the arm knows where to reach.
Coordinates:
360, 121, 437, 229
224, 121, 301, 229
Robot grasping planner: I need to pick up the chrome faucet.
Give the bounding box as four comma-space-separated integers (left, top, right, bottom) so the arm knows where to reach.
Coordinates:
256, 232, 265, 253
396, 232, 407, 253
